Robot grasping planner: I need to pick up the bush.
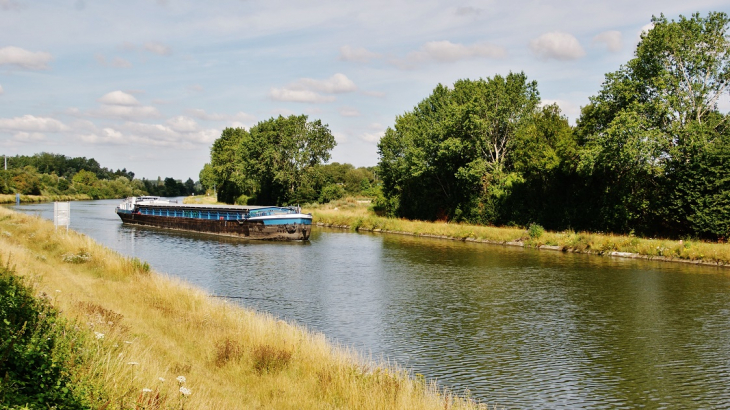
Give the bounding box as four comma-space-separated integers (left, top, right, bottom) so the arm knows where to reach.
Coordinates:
319, 184, 345, 204
0, 261, 102, 408
528, 223, 545, 239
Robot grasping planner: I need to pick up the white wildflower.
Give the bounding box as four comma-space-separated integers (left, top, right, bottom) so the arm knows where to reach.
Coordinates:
179, 386, 192, 396
176, 375, 186, 384
158, 377, 165, 382
94, 332, 105, 340
142, 388, 152, 393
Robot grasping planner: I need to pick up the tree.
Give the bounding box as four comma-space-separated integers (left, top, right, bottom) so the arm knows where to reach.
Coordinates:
208, 115, 336, 205
198, 163, 216, 192
576, 11, 730, 236
377, 72, 541, 222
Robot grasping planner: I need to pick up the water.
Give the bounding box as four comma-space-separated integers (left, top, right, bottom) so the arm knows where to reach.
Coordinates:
9, 199, 730, 408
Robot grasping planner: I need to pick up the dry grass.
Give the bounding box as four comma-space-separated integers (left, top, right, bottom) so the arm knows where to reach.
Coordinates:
305, 198, 730, 267
0, 193, 93, 204
182, 195, 226, 205
0, 206, 489, 409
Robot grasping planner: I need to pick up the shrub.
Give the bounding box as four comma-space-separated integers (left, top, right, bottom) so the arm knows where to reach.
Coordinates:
528, 223, 545, 239
0, 261, 101, 408
319, 184, 345, 204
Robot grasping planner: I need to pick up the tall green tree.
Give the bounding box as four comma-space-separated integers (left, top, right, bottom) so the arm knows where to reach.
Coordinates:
208, 115, 336, 205
577, 11, 730, 237
377, 72, 541, 222
245, 115, 336, 205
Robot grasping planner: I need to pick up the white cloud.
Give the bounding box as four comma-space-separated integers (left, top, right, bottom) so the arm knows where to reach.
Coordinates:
0, 0, 21, 11
640, 23, 654, 36
270, 73, 356, 103
529, 31, 586, 61
339, 106, 360, 117
0, 84, 3, 95
592, 31, 622, 52
455, 6, 481, 16
91, 91, 160, 120
636, 22, 655, 44
95, 54, 132, 68
0, 115, 68, 132
339, 45, 380, 63
360, 123, 385, 143
298, 73, 357, 94
270, 88, 336, 103
98, 90, 140, 106
362, 90, 386, 98
91, 105, 161, 120
166, 116, 199, 133
13, 132, 46, 142
78, 120, 217, 147
360, 131, 383, 143
187, 84, 204, 93
144, 41, 172, 55
185, 108, 255, 123
0, 46, 53, 70
395, 40, 506, 69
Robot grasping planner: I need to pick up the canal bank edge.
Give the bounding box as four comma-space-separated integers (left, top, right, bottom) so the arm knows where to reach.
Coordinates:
314, 222, 730, 269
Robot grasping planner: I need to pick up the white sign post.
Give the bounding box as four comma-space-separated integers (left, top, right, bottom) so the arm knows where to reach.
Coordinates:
54, 202, 70, 231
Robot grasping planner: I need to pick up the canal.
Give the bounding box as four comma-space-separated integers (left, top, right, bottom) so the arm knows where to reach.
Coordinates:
9, 199, 730, 408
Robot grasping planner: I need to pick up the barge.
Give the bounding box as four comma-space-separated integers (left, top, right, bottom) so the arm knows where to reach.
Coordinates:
115, 196, 311, 241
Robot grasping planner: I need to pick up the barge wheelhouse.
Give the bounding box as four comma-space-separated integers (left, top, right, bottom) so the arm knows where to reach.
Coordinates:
115, 196, 311, 241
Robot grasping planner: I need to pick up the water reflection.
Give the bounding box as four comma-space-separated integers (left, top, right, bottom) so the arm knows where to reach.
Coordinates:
7, 200, 730, 408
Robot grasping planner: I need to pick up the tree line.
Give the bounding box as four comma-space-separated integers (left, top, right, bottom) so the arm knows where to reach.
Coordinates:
377, 12, 730, 240
202, 11, 728, 240
1, 152, 204, 199
200, 115, 377, 205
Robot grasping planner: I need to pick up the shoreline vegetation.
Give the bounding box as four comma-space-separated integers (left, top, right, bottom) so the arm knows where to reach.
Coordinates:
0, 206, 487, 409
0, 193, 95, 204
305, 198, 730, 268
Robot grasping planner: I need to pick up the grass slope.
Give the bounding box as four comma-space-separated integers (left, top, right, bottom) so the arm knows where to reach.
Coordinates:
0, 206, 487, 409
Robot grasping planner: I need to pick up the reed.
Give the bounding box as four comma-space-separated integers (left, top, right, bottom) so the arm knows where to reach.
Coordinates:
0, 206, 489, 409
305, 198, 730, 267
0, 193, 93, 204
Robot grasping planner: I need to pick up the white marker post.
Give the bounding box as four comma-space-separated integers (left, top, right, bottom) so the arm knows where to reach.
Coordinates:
54, 201, 70, 232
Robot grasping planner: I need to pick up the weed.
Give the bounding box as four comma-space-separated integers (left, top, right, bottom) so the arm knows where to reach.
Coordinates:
252, 345, 293, 375
214, 338, 244, 367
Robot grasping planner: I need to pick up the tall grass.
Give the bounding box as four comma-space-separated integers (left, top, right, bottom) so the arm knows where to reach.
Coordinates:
305, 198, 730, 267
0, 206, 489, 409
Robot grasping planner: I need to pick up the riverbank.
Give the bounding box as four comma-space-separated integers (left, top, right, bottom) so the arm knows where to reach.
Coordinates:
0, 206, 485, 409
305, 198, 730, 268
0, 193, 93, 204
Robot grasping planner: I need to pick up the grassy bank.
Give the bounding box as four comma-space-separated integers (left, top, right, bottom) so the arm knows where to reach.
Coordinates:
182, 195, 226, 205
0, 193, 94, 204
0, 206, 486, 409
305, 198, 730, 267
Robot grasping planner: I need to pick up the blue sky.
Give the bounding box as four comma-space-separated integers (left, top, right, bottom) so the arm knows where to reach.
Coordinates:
1, 0, 728, 180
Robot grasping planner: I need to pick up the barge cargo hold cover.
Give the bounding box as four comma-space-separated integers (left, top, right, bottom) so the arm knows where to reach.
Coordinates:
115, 196, 311, 241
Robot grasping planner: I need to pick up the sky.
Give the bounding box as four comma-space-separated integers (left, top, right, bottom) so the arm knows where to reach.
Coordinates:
0, 1, 728, 181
